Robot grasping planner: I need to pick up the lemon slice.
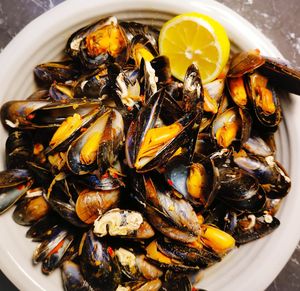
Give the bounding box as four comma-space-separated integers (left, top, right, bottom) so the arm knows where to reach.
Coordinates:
159, 12, 230, 84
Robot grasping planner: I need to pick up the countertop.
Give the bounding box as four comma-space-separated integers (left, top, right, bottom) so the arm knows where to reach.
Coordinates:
0, 0, 299, 290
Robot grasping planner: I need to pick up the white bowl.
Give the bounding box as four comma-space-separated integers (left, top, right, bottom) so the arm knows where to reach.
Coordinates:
0, 0, 299, 290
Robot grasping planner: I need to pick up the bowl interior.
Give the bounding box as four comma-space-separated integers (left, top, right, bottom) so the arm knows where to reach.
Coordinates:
0, 1, 299, 291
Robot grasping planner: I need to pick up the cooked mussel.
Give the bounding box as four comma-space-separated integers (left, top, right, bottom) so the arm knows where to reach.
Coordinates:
67, 16, 129, 69
126, 89, 196, 172
67, 108, 124, 175
1, 99, 102, 129
246, 71, 281, 128
212, 107, 252, 148
145, 240, 199, 272
93, 208, 154, 239
115, 247, 162, 281
164, 154, 219, 208
144, 175, 200, 243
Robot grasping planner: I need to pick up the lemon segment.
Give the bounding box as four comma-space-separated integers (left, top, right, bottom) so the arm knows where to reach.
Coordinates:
159, 12, 230, 83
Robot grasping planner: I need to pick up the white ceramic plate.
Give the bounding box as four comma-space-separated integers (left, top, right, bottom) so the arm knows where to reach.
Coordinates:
0, 0, 299, 290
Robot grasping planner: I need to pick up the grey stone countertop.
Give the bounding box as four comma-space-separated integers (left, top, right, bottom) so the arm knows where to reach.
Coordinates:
0, 0, 299, 290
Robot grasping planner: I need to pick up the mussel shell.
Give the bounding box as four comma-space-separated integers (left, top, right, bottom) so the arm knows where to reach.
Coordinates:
46, 106, 103, 154
120, 21, 159, 51
6, 130, 33, 169
78, 17, 129, 69
233, 153, 291, 199
125, 88, 165, 169
228, 50, 265, 78
160, 271, 192, 291
47, 197, 88, 228
243, 136, 274, 157
42, 233, 74, 274
259, 56, 300, 95
164, 154, 219, 208
78, 173, 123, 191
182, 63, 204, 116
218, 166, 266, 212
246, 72, 281, 128
157, 237, 221, 267
32, 227, 68, 264
80, 230, 121, 291
26, 215, 60, 241
145, 206, 198, 244
75, 189, 120, 224
13, 195, 50, 226
233, 214, 280, 245
61, 260, 92, 291
0, 169, 34, 213
212, 107, 251, 149
1, 100, 51, 129
66, 16, 112, 59
49, 82, 75, 101
34, 60, 80, 84
144, 175, 200, 238
67, 108, 124, 175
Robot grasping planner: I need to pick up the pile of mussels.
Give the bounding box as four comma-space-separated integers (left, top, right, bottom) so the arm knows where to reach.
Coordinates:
0, 16, 299, 291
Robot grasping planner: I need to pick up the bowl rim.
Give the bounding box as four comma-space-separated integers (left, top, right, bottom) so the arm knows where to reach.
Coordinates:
0, 0, 299, 291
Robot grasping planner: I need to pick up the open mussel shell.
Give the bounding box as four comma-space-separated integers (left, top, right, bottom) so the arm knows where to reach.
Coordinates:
61, 260, 92, 291
227, 50, 265, 78
212, 107, 252, 149
34, 60, 80, 84
93, 208, 155, 239
164, 154, 219, 208
67, 108, 124, 175
182, 63, 204, 115
243, 135, 274, 157
126, 89, 197, 172
246, 71, 281, 128
13, 189, 50, 226
115, 247, 163, 281
130, 34, 158, 66
258, 56, 300, 95
144, 175, 200, 243
49, 82, 75, 101
217, 166, 266, 212
75, 68, 110, 100
232, 213, 280, 245
0, 169, 34, 214
156, 237, 221, 267
80, 230, 121, 291
46, 106, 103, 154
71, 16, 130, 69
233, 151, 291, 199
1, 99, 102, 129
227, 76, 248, 109
145, 240, 199, 272
120, 21, 159, 51
194, 133, 218, 157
